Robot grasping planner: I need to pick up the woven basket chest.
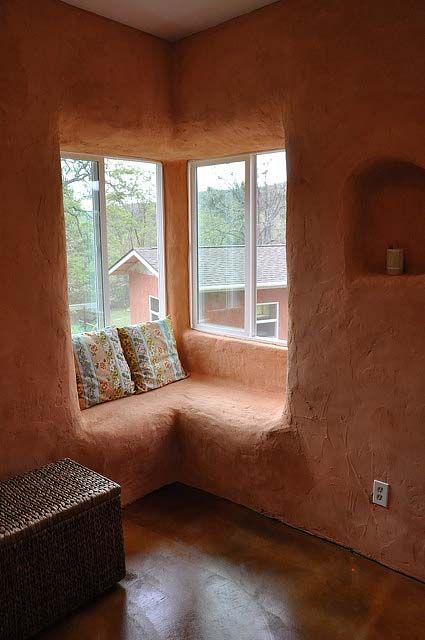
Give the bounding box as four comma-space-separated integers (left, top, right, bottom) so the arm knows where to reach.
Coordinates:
0, 458, 126, 640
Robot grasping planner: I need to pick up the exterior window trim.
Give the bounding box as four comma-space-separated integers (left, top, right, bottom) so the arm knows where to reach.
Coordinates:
256, 301, 279, 339
61, 151, 166, 329
189, 151, 287, 346
149, 295, 160, 321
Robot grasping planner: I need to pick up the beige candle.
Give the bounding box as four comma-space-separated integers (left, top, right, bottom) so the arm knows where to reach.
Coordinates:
386, 247, 404, 275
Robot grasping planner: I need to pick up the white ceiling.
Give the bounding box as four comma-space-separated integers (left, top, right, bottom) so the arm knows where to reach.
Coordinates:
60, 0, 278, 41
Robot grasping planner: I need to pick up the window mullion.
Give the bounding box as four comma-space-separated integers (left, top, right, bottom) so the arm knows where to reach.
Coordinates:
244, 158, 252, 337
97, 157, 110, 327
156, 163, 166, 319
189, 164, 196, 327
248, 155, 257, 338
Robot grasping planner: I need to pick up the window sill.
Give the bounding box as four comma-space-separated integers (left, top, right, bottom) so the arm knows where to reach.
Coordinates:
180, 328, 287, 395
191, 323, 288, 349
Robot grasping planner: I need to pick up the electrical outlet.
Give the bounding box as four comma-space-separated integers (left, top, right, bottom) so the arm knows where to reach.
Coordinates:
373, 480, 389, 507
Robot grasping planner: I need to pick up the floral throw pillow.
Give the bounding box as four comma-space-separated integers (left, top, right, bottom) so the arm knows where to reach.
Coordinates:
72, 327, 135, 410
117, 317, 187, 393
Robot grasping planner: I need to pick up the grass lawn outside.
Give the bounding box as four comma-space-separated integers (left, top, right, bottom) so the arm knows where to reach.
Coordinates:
70, 307, 130, 334
110, 307, 131, 326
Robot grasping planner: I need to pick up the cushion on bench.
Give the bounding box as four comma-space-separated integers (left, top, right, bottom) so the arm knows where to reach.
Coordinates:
118, 316, 186, 392
73, 327, 134, 409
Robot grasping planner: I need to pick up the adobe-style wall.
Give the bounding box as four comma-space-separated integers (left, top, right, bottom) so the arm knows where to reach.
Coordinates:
1, 0, 424, 582
173, 0, 425, 581
0, 0, 173, 481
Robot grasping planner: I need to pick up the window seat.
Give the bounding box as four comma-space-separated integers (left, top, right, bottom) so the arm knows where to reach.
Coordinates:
77, 374, 293, 513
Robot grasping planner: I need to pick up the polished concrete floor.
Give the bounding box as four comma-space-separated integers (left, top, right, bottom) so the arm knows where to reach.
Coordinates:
40, 484, 425, 640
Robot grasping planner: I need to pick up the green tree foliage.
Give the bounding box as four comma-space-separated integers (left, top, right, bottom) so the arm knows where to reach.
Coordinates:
61, 159, 97, 308
104, 160, 158, 313
198, 179, 286, 247
61, 158, 159, 329
105, 160, 157, 265
198, 182, 245, 246
61, 155, 286, 331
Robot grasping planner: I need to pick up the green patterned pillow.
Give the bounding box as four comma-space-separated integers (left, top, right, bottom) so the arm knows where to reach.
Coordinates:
117, 317, 186, 392
72, 327, 135, 410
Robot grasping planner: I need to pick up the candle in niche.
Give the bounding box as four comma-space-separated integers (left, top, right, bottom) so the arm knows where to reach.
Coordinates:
386, 247, 404, 275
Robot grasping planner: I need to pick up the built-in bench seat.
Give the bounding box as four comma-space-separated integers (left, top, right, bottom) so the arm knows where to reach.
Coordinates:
77, 374, 291, 512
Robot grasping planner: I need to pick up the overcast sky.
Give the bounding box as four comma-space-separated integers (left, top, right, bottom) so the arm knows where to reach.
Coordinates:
197, 151, 286, 192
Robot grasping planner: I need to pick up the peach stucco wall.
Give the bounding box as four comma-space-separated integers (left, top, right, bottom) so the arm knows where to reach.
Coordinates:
1, 0, 425, 582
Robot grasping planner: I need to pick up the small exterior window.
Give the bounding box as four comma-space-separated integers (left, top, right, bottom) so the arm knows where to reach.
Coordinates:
61, 155, 165, 333
256, 302, 279, 338
149, 295, 160, 321
190, 151, 287, 343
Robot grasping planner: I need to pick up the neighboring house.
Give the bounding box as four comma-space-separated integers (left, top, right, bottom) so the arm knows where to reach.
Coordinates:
109, 245, 288, 340
109, 248, 160, 325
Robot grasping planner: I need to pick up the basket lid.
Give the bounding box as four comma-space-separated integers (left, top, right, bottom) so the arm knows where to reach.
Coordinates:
0, 459, 120, 545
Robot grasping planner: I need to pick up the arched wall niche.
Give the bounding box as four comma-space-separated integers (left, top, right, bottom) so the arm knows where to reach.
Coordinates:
344, 158, 425, 280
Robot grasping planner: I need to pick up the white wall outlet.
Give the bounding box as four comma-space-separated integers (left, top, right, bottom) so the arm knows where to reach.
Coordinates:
373, 480, 389, 507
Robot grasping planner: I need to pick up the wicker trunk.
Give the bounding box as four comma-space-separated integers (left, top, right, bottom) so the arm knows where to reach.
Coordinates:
0, 458, 126, 640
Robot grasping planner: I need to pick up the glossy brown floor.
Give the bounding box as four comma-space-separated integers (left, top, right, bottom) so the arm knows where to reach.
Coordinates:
39, 484, 425, 640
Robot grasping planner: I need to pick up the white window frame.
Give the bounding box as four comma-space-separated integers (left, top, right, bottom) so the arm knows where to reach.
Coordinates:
189, 150, 286, 346
149, 295, 160, 321
61, 152, 166, 329
256, 301, 279, 339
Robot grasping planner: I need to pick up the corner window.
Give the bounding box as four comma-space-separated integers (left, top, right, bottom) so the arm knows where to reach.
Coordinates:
190, 151, 287, 343
61, 155, 165, 333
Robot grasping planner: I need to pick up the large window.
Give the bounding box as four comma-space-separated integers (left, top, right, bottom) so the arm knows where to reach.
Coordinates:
190, 151, 287, 343
61, 155, 165, 333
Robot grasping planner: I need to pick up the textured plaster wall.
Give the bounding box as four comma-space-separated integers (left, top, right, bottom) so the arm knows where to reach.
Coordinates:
0, 0, 173, 481
171, 0, 425, 580
1, 0, 424, 581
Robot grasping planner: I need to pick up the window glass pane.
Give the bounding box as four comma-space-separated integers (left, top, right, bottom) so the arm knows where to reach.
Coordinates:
150, 296, 160, 314
256, 320, 278, 338
196, 161, 246, 331
256, 151, 287, 341
61, 158, 102, 333
256, 302, 278, 321
105, 159, 160, 326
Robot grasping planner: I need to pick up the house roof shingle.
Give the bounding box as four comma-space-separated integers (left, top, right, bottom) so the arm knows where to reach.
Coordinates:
111, 245, 287, 289
134, 247, 159, 272
192, 245, 287, 288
